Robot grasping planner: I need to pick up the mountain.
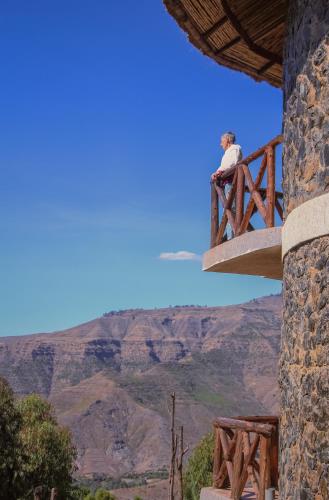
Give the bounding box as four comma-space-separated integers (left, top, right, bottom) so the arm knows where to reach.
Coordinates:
0, 295, 282, 478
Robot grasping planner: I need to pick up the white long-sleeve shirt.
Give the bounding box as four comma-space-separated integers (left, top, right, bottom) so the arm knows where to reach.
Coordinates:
217, 144, 243, 172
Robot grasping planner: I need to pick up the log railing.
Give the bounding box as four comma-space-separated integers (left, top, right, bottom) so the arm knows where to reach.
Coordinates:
210, 135, 283, 248
213, 416, 279, 500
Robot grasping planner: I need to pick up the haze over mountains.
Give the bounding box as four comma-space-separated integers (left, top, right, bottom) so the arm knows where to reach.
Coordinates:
0, 295, 282, 477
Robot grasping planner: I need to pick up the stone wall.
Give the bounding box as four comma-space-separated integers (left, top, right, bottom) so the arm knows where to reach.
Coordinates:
283, 0, 329, 215
281, 0, 329, 498
281, 237, 329, 498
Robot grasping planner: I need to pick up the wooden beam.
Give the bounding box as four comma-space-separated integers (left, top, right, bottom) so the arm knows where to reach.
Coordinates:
214, 417, 274, 437
270, 424, 279, 488
236, 433, 260, 498
242, 432, 259, 497
214, 431, 238, 488
266, 146, 275, 227
219, 0, 283, 65
168, 1, 271, 83
202, 15, 228, 38
219, 429, 234, 485
164, 0, 283, 87
231, 431, 244, 498
238, 153, 267, 235
216, 212, 228, 245
235, 166, 245, 231
275, 196, 284, 221
211, 182, 219, 247
257, 60, 276, 75
233, 416, 279, 424
216, 186, 237, 234
259, 436, 271, 500
242, 164, 268, 223
213, 428, 222, 487
215, 35, 241, 55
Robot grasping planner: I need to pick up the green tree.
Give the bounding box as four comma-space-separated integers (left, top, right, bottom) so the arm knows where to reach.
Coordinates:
184, 432, 214, 500
68, 484, 91, 499
83, 493, 95, 500
17, 394, 77, 499
94, 489, 116, 500
0, 377, 24, 497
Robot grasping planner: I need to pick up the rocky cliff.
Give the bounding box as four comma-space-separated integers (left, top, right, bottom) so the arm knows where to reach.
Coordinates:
0, 295, 282, 477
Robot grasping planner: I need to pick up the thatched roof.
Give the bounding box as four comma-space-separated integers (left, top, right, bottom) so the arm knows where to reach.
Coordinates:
164, 0, 288, 88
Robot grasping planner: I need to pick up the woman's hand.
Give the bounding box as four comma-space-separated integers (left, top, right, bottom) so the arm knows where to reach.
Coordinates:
211, 170, 222, 182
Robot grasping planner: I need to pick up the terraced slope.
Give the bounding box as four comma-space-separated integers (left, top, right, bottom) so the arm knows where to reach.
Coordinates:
0, 295, 281, 477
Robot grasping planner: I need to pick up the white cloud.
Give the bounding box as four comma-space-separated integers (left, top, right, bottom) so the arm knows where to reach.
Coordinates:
159, 251, 201, 261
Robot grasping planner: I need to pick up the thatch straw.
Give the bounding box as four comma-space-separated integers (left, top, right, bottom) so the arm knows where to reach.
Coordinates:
164, 0, 288, 88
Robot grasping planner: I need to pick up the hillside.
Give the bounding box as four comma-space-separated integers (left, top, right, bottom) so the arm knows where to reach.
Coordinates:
0, 295, 282, 478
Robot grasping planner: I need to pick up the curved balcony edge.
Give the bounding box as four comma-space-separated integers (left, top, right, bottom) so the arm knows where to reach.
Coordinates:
203, 227, 282, 280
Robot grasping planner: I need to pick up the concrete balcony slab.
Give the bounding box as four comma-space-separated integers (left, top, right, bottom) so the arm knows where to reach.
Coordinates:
202, 227, 282, 280
200, 487, 256, 499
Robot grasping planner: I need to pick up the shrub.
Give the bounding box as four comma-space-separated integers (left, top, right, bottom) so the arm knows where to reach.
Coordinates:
0, 377, 77, 499
184, 432, 214, 500
0, 377, 24, 497
17, 394, 77, 498
94, 488, 116, 500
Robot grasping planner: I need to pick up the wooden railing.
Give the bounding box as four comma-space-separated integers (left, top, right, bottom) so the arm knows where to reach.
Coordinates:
210, 135, 283, 248
213, 416, 279, 500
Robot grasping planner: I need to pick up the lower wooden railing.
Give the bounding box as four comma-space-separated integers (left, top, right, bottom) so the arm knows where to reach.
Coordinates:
213, 416, 279, 500
210, 135, 283, 248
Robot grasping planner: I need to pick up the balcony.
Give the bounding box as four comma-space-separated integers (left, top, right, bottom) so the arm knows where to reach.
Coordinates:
201, 416, 279, 500
203, 136, 283, 280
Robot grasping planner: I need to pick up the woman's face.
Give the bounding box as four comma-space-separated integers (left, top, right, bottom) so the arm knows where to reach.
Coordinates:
220, 135, 230, 150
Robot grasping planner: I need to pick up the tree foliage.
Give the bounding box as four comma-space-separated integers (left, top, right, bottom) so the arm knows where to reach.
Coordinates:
17, 394, 77, 498
83, 489, 116, 500
0, 377, 24, 497
0, 378, 77, 499
183, 432, 214, 500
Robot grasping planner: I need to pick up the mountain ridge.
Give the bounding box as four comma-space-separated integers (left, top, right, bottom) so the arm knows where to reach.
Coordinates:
0, 294, 282, 477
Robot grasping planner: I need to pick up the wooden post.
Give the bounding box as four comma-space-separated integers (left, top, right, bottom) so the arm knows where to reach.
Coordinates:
211, 182, 219, 247
270, 422, 279, 487
176, 425, 189, 500
266, 146, 275, 227
218, 429, 234, 485
213, 427, 221, 487
215, 417, 274, 437
217, 184, 237, 234
33, 486, 43, 500
235, 166, 245, 232
168, 392, 177, 500
215, 212, 228, 246
231, 431, 243, 499
241, 432, 260, 497
238, 152, 267, 235
50, 488, 58, 500
275, 194, 284, 221
259, 436, 271, 500
242, 165, 268, 223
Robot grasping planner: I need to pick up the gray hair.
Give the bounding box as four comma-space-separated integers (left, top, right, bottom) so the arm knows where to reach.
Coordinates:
221, 131, 236, 144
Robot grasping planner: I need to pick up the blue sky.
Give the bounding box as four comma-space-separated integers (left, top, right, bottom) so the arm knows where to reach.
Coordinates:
0, 1, 282, 336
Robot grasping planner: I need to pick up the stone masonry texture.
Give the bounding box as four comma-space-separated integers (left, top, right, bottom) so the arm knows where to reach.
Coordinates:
281, 238, 329, 499
281, 1, 329, 499
283, 0, 329, 216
